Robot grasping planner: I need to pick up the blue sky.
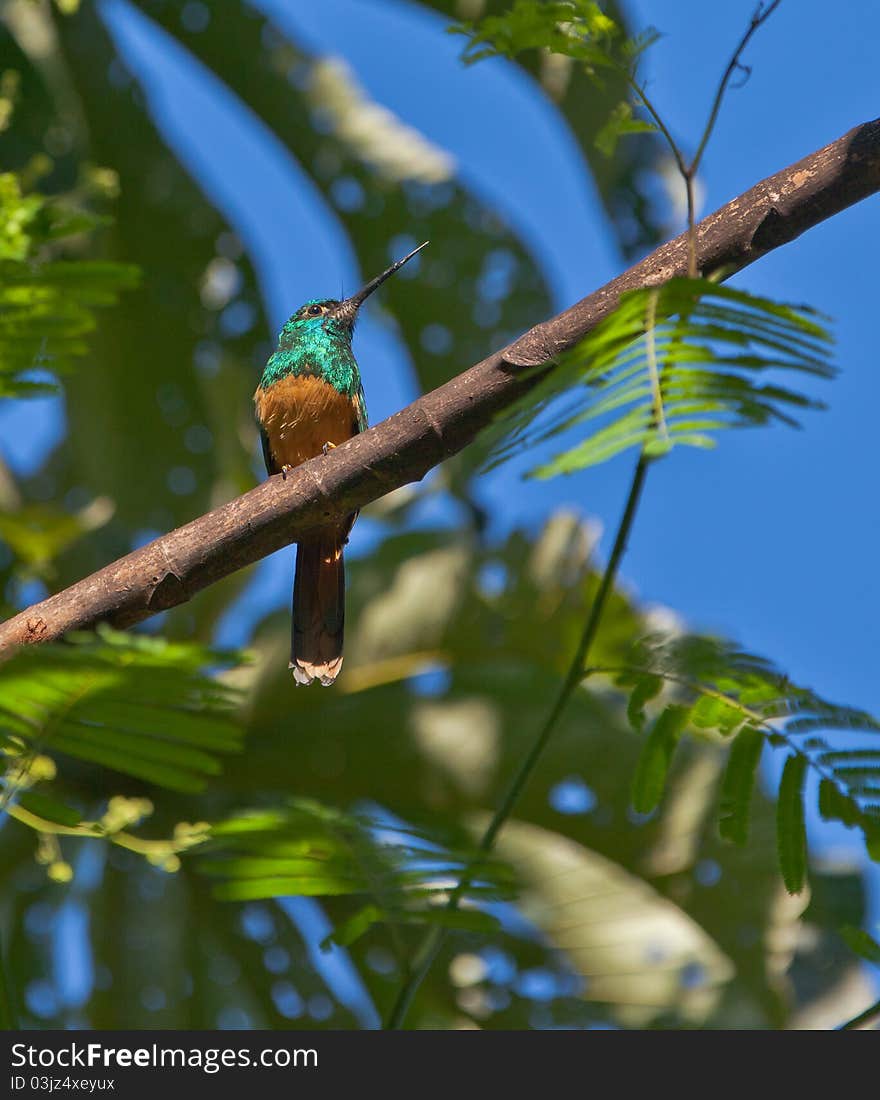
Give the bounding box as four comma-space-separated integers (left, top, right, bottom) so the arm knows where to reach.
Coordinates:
3, 0, 880, 1015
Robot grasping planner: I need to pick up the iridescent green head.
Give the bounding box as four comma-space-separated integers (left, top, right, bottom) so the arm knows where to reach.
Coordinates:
277, 298, 353, 346
260, 241, 429, 394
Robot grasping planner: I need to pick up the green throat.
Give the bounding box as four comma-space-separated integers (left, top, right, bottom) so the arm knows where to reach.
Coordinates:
259, 305, 362, 400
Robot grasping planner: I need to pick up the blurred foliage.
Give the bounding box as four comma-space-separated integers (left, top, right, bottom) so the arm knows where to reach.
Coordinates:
453, 0, 664, 165
0, 627, 243, 794
454, 0, 657, 97
4, 513, 856, 1028
201, 799, 514, 948
0, 169, 138, 398
0, 0, 876, 1034
0, 495, 113, 581
0, 504, 874, 1027
429, 0, 666, 252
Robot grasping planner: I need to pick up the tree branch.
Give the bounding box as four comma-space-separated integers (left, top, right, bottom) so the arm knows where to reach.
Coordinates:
2, 119, 879, 654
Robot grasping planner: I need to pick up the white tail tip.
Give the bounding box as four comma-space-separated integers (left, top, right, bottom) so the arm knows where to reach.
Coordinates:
289, 656, 343, 687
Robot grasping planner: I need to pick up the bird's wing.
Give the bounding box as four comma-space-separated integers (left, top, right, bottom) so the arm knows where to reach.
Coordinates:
259, 424, 278, 476
352, 383, 369, 434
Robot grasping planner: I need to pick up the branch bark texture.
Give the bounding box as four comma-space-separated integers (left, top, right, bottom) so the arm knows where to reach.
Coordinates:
2, 120, 879, 654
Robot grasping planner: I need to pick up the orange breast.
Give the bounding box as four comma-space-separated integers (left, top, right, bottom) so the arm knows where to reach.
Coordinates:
254, 374, 359, 470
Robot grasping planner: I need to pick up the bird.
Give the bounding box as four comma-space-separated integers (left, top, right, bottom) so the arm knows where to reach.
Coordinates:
254, 241, 428, 686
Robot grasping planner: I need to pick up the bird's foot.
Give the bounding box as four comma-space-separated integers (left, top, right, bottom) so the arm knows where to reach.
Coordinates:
281, 464, 293, 480
322, 441, 337, 456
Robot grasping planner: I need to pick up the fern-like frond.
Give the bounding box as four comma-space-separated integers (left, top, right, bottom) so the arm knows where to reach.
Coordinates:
485, 279, 833, 478
596, 632, 880, 891
0, 173, 139, 399
0, 627, 243, 794
199, 799, 514, 946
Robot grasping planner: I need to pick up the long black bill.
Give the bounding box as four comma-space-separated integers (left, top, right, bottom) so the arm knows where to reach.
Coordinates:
332, 241, 428, 326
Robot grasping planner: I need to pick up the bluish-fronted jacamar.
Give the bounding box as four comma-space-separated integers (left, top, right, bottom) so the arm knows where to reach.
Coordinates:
254, 242, 427, 686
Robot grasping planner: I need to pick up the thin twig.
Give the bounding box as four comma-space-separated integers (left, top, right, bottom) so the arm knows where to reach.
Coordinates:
626, 78, 688, 179
690, 1, 784, 177
384, 457, 651, 1029
631, 2, 784, 276
684, 0, 784, 276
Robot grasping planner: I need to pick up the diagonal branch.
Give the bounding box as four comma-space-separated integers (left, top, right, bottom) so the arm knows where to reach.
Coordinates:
1, 119, 879, 655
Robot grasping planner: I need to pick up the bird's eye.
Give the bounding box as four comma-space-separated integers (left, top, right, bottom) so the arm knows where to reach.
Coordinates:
308, 304, 323, 316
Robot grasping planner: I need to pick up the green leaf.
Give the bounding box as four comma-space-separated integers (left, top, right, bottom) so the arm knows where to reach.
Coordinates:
453, 1, 650, 72
840, 925, 880, 966
817, 780, 860, 827
718, 726, 764, 846
689, 692, 742, 734
595, 100, 656, 158
777, 754, 808, 895
625, 672, 662, 731
15, 790, 82, 827
319, 902, 499, 951
631, 704, 689, 813
320, 904, 384, 951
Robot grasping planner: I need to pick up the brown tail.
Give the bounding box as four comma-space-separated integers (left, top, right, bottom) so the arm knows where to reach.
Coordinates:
291, 531, 345, 686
